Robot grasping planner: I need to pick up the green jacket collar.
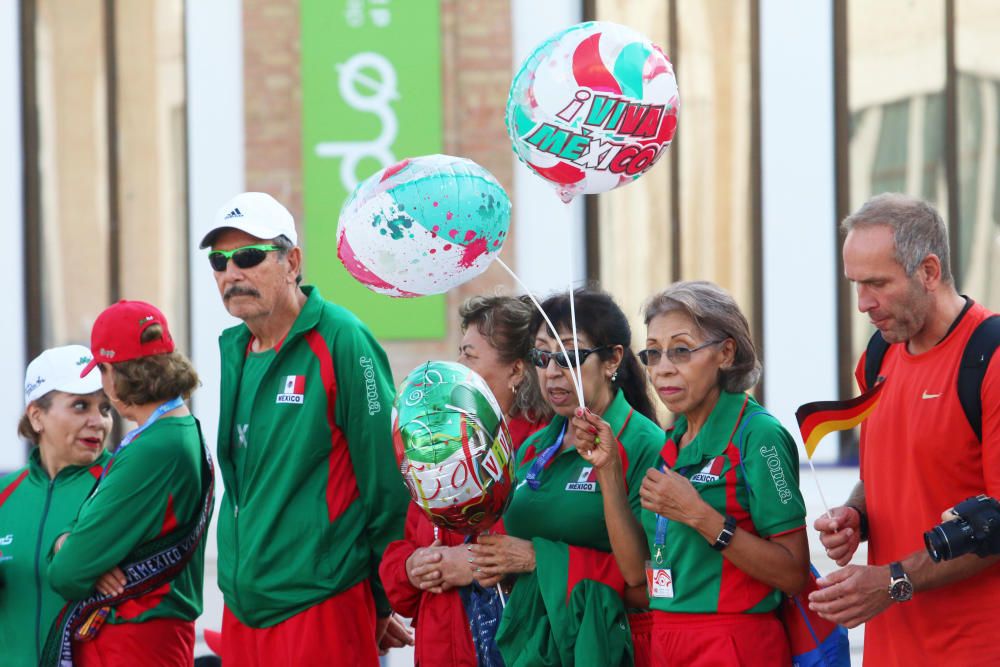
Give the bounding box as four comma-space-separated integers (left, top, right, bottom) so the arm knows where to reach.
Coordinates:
524, 390, 634, 463
219, 284, 324, 354
671, 390, 756, 469
27, 447, 110, 485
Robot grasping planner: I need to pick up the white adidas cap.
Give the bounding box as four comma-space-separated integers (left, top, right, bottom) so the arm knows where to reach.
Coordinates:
199, 192, 298, 249
24, 345, 104, 405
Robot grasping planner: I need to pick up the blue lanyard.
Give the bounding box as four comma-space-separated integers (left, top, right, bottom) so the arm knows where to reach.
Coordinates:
98, 396, 185, 484
652, 463, 689, 564
525, 423, 567, 490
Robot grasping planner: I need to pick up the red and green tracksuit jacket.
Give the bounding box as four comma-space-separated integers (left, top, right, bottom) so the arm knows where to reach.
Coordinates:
47, 415, 208, 623
497, 390, 665, 666
216, 285, 409, 627
644, 391, 806, 615
0, 448, 109, 666
379, 416, 546, 667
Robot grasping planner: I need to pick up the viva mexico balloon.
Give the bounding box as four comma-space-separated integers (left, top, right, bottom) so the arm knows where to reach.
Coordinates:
392, 361, 515, 535
507, 21, 679, 202
337, 154, 511, 297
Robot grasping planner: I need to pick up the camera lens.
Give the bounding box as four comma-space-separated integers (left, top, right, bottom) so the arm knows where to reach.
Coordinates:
924, 519, 974, 562
924, 526, 950, 562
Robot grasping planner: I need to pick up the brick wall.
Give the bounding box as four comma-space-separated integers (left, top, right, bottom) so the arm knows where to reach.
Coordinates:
242, 0, 517, 380
243, 0, 304, 223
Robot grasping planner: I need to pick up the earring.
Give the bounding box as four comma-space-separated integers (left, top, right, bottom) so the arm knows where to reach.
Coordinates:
610, 370, 619, 383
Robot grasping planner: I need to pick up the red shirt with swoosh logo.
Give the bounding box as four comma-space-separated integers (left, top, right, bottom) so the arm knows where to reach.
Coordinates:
858, 300, 1000, 666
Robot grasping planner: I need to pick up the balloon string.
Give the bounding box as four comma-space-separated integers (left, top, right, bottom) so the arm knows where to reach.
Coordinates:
495, 257, 586, 408
566, 234, 584, 403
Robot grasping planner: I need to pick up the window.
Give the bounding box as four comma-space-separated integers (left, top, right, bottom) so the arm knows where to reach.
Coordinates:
24, 0, 188, 359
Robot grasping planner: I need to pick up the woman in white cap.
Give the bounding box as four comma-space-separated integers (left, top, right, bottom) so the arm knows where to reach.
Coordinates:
0, 345, 113, 666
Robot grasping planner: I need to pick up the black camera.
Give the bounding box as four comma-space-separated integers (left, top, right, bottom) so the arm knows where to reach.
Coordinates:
924, 495, 1000, 562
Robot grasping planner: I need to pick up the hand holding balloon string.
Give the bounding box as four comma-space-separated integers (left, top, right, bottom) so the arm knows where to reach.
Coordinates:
570, 407, 621, 473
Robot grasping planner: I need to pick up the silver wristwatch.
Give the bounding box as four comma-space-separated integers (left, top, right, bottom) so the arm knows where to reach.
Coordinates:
888, 561, 913, 602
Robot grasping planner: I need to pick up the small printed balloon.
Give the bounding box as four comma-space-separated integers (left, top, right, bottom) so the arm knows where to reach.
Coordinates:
392, 361, 515, 535
507, 21, 679, 202
337, 154, 511, 297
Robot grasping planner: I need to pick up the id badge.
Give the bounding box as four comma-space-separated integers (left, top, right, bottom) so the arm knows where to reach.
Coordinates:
645, 560, 674, 599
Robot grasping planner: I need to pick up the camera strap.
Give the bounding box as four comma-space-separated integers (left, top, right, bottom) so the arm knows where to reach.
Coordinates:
864, 313, 1000, 442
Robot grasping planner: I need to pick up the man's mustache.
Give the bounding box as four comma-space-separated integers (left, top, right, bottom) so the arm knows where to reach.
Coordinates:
224, 285, 261, 300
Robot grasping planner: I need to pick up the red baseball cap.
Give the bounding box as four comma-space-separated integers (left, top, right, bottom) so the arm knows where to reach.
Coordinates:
81, 300, 175, 377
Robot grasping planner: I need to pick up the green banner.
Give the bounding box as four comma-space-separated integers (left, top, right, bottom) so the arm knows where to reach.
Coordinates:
301, 0, 445, 339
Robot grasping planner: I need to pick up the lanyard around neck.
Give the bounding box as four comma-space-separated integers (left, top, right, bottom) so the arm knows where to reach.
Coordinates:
98, 396, 185, 484
525, 422, 568, 490
653, 462, 691, 564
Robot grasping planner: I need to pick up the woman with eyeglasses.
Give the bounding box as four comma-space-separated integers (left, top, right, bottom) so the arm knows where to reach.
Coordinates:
573, 281, 809, 666
379, 295, 551, 667
469, 288, 663, 666
0, 346, 113, 666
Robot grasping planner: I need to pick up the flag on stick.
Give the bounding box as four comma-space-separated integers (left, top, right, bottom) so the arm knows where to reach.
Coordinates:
795, 381, 885, 459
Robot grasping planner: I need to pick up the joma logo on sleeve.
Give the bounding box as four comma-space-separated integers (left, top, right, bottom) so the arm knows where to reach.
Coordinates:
759, 445, 792, 504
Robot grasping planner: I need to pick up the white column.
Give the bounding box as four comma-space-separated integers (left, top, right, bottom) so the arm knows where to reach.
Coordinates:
760, 0, 840, 463
2, 2, 26, 471
185, 0, 245, 443
185, 0, 245, 645
510, 0, 586, 296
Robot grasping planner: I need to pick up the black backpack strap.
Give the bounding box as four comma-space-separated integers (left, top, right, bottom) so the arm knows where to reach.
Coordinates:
864, 331, 891, 392
958, 315, 1000, 442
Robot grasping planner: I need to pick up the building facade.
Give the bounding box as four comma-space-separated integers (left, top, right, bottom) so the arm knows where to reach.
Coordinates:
4, 0, 1000, 473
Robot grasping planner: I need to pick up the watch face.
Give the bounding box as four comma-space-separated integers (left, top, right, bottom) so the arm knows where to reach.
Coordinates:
890, 579, 914, 602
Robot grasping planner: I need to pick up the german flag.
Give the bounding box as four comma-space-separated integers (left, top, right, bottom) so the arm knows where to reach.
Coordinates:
795, 382, 884, 458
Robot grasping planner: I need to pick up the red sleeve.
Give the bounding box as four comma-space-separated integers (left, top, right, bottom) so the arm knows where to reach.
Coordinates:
378, 504, 426, 617
566, 545, 626, 601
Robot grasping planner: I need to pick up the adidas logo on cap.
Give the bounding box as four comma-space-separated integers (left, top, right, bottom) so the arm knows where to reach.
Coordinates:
224, 207, 243, 220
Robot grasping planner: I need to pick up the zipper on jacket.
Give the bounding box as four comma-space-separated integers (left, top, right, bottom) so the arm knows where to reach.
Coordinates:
34, 478, 55, 663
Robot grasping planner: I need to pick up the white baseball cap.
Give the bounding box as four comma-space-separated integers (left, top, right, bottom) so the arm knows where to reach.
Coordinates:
24, 345, 104, 405
199, 192, 298, 249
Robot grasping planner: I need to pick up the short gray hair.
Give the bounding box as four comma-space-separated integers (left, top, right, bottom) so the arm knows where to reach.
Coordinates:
271, 234, 301, 284
643, 281, 761, 393
840, 193, 953, 284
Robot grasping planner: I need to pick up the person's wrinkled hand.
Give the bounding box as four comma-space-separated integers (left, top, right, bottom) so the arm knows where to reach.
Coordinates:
469, 534, 536, 585
570, 408, 619, 471
639, 467, 709, 528
436, 545, 475, 589
405, 540, 446, 591
376, 613, 414, 656
814, 506, 862, 566
808, 564, 892, 628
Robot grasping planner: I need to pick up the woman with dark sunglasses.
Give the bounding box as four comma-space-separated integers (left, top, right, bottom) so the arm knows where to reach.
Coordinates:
574, 281, 809, 666
469, 288, 663, 666
379, 295, 552, 667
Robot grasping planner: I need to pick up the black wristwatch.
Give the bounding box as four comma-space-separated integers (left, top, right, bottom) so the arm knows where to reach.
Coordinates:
888, 562, 913, 602
711, 514, 737, 551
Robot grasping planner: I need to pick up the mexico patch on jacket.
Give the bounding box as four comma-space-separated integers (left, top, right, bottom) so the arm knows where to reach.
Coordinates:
565, 466, 597, 492
690, 456, 725, 484
276, 375, 305, 404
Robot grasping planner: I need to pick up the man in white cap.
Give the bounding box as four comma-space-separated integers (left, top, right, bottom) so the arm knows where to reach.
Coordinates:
200, 192, 411, 665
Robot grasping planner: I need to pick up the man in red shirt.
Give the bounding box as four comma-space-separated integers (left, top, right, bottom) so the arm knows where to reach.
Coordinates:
810, 193, 1000, 665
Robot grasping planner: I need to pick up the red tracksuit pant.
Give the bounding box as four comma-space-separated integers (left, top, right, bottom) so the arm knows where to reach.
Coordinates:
633, 610, 790, 666
221, 579, 379, 667
75, 617, 195, 667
